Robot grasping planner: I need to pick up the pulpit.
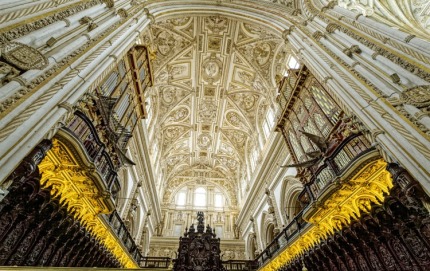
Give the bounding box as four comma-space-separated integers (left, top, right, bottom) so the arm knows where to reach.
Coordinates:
174, 212, 225, 271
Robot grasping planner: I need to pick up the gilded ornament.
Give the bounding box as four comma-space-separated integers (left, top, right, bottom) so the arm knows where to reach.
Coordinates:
1, 42, 48, 70
38, 138, 137, 268
260, 160, 392, 270
400, 85, 430, 108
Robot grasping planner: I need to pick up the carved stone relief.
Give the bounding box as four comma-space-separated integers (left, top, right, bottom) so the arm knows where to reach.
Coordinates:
145, 16, 288, 203
197, 134, 212, 149
1, 42, 48, 70
337, 0, 430, 39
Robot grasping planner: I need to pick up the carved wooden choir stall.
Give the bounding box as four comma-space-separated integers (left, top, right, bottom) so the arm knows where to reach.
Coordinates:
174, 212, 225, 271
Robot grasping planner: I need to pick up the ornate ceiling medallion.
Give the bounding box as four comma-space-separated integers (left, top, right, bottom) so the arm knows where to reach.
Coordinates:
155, 31, 176, 56
1, 42, 48, 70
202, 54, 223, 83
226, 111, 243, 127
205, 16, 228, 34
253, 42, 272, 66
166, 107, 189, 122
199, 100, 217, 121
198, 133, 212, 149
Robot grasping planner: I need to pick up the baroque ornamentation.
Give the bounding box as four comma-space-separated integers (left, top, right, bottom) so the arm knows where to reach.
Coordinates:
38, 138, 138, 268
197, 134, 212, 149
146, 16, 287, 201
205, 16, 228, 34
338, 0, 430, 39
202, 54, 223, 83
166, 107, 189, 122
102, 0, 114, 8
399, 85, 430, 108
117, 8, 128, 19
260, 159, 392, 271
1, 42, 48, 70
0, 61, 20, 86
199, 101, 217, 121
0, 0, 102, 45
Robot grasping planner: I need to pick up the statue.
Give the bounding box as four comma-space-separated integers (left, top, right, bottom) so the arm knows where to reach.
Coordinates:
233, 223, 240, 239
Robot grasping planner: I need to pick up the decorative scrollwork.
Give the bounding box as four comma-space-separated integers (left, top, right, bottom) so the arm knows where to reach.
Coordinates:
1, 42, 48, 70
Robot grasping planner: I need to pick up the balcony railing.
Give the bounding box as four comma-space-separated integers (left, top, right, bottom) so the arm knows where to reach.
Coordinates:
105, 211, 143, 263
255, 209, 308, 267
138, 257, 258, 270
222, 260, 259, 271
140, 257, 171, 268
306, 134, 372, 201
256, 134, 375, 268
63, 111, 121, 201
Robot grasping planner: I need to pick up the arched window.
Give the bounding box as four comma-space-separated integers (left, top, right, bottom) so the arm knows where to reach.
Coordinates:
262, 108, 275, 138
284, 55, 300, 76
176, 187, 187, 206
214, 188, 224, 208
266, 224, 275, 245
176, 191, 187, 206
194, 187, 207, 207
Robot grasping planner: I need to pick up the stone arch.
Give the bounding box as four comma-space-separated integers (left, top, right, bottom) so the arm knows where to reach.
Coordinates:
117, 168, 135, 216
280, 177, 304, 224
261, 211, 277, 246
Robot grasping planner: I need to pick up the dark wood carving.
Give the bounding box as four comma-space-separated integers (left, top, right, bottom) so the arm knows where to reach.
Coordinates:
276, 164, 430, 271
174, 212, 225, 271
0, 140, 120, 267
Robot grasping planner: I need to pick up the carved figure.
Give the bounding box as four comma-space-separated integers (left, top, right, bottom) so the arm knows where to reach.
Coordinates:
174, 212, 225, 271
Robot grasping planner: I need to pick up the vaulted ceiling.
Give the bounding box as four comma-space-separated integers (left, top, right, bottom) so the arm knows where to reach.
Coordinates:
142, 16, 289, 206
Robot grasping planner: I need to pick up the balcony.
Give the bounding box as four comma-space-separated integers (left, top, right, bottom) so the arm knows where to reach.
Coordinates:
300, 134, 377, 221
256, 133, 378, 268
61, 111, 121, 202
137, 257, 258, 270
104, 211, 144, 264
255, 209, 309, 267
139, 257, 171, 268
222, 260, 259, 270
